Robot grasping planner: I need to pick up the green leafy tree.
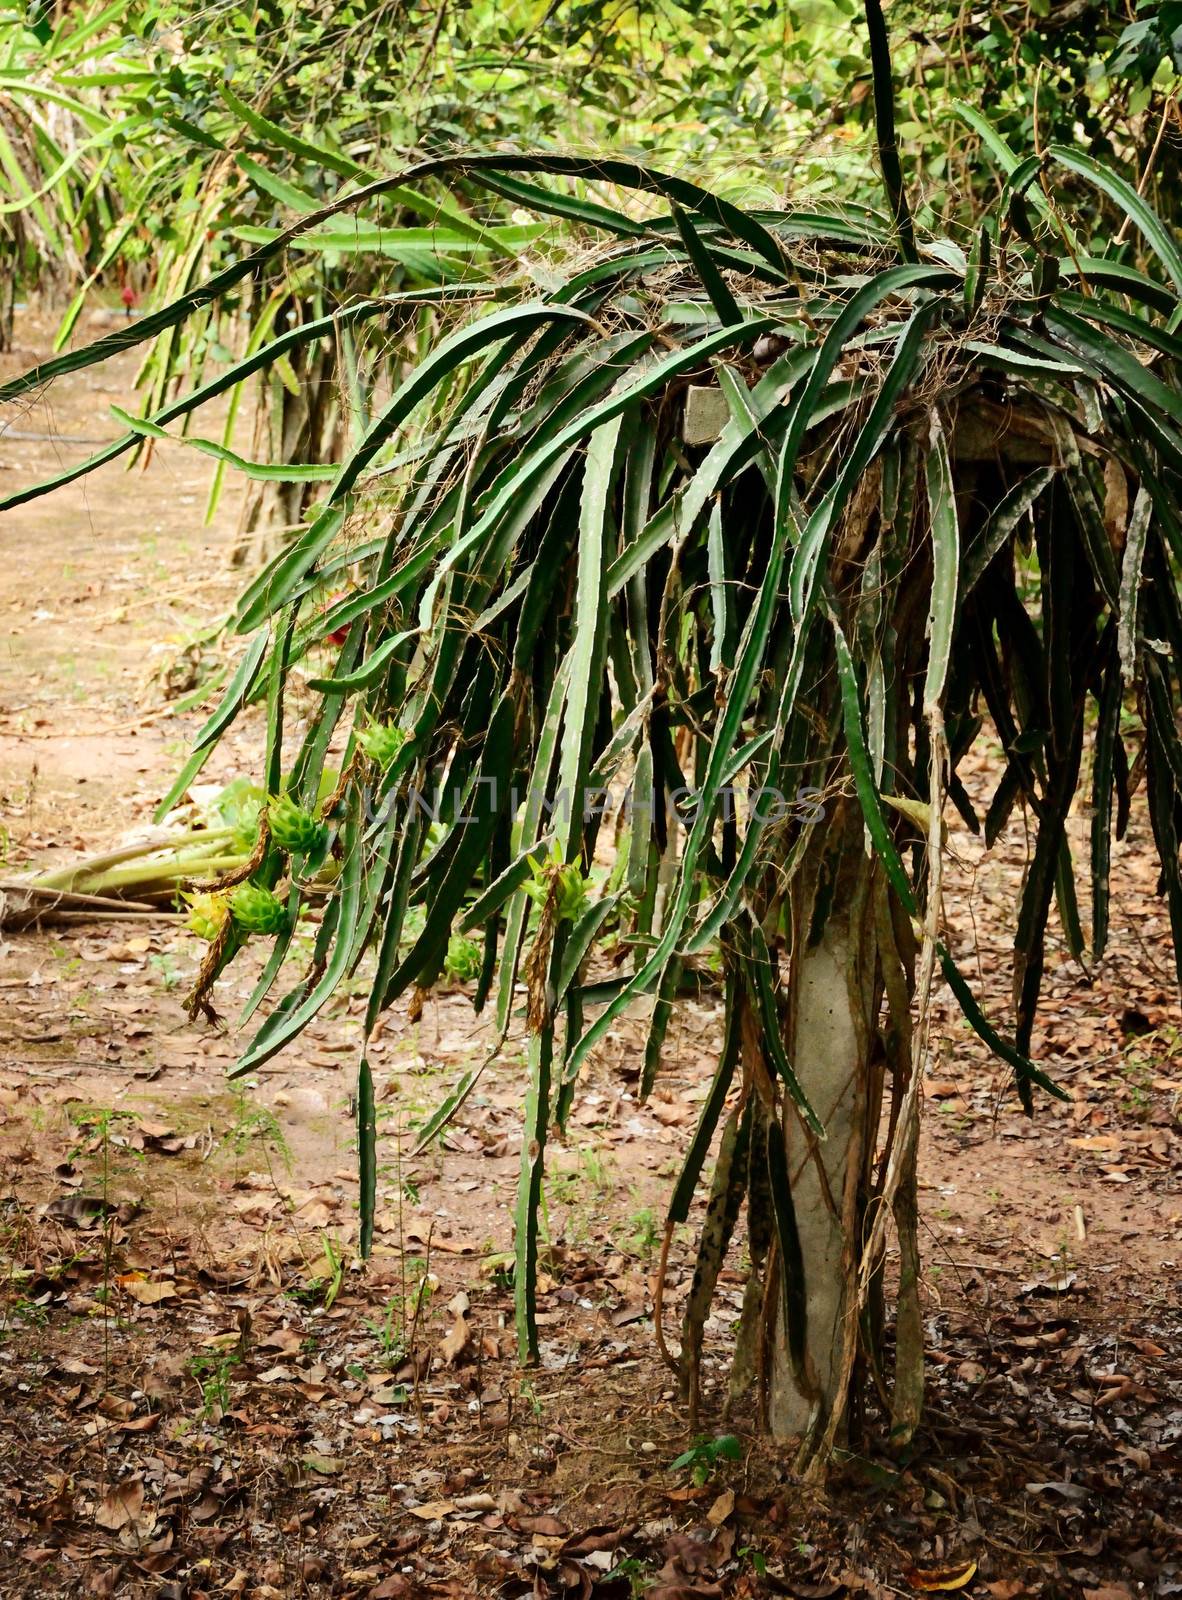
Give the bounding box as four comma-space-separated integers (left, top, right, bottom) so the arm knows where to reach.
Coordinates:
5, 12, 1182, 1464
887, 0, 1182, 233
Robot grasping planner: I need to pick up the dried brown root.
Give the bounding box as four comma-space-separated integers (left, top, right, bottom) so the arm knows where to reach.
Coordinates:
680, 1102, 749, 1430
889, 1125, 923, 1446
726, 1095, 772, 1415
653, 1219, 682, 1378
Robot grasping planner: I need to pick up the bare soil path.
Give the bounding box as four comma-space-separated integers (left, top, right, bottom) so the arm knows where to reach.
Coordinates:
0, 317, 1178, 1600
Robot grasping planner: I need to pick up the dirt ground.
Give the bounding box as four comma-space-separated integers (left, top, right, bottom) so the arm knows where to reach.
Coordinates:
0, 317, 1178, 1600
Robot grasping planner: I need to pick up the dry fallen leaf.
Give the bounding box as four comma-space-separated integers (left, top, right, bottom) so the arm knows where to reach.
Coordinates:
904, 1560, 978, 1592
705, 1489, 735, 1527
561, 1526, 629, 1559
260, 1328, 302, 1355
649, 1097, 692, 1126
406, 1500, 457, 1520
454, 1492, 498, 1512
119, 1412, 160, 1433
104, 937, 152, 961
439, 1309, 470, 1366
517, 1514, 567, 1537
1017, 1270, 1078, 1297
121, 1276, 176, 1305
439, 1289, 471, 1366
95, 1477, 144, 1531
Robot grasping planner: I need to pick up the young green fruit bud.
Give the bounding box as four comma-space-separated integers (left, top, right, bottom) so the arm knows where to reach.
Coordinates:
522, 851, 591, 924
184, 890, 228, 942
444, 932, 482, 984
357, 719, 406, 770
267, 793, 326, 855
555, 863, 590, 923
229, 882, 287, 936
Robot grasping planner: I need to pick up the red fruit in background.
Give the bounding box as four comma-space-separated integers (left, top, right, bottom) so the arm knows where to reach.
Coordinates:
120, 283, 136, 309
325, 591, 349, 645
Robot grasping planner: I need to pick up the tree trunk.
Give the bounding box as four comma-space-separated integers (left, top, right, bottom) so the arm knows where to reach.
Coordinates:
764, 797, 883, 1456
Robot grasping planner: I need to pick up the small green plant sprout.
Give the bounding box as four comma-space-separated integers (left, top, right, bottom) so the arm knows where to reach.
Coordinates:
481, 1250, 515, 1292
363, 1297, 406, 1368
357, 717, 406, 770
405, 1256, 435, 1319
225, 1089, 292, 1176
606, 1556, 653, 1598
523, 842, 592, 923
287, 1233, 348, 1309
1120, 1043, 1156, 1122
443, 932, 482, 984
739, 1547, 768, 1578
669, 1432, 742, 1487
517, 1377, 543, 1418
6, 1294, 49, 1331
148, 951, 183, 991
623, 1206, 659, 1260
188, 1346, 241, 1419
